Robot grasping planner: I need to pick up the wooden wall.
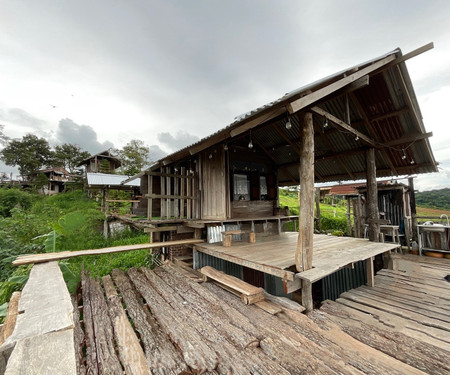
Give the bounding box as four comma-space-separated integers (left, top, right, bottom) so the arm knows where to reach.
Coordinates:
231, 200, 275, 218
201, 146, 227, 220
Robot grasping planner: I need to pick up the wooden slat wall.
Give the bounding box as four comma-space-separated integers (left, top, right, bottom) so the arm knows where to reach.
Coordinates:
146, 167, 198, 220
201, 147, 227, 220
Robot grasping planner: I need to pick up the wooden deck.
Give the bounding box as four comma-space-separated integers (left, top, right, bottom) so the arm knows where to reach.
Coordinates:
194, 232, 400, 282
311, 254, 450, 375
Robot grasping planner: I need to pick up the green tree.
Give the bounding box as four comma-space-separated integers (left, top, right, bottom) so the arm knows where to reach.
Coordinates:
52, 143, 90, 173
117, 139, 150, 175
0, 134, 52, 178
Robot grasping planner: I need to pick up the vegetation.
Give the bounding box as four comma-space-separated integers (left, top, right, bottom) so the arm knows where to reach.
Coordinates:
116, 139, 151, 175
416, 188, 450, 210
0, 189, 154, 322
279, 188, 349, 235
0, 134, 53, 177
52, 143, 91, 173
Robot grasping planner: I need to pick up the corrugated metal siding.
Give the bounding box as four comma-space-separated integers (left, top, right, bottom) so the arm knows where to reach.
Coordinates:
322, 260, 367, 301
86, 172, 140, 187
196, 252, 243, 279
196, 252, 293, 297
207, 224, 241, 243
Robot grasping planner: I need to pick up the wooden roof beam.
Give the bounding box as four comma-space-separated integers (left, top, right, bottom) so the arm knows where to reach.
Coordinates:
349, 93, 399, 175
288, 55, 397, 114
288, 43, 433, 116
252, 137, 297, 184
383, 132, 433, 148
313, 120, 355, 180
311, 106, 377, 147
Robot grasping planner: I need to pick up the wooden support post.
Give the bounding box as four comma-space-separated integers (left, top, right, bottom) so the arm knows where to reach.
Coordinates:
366, 148, 380, 242
315, 187, 321, 232
295, 112, 314, 312
147, 174, 153, 220
366, 256, 375, 287
346, 197, 352, 236
408, 177, 418, 242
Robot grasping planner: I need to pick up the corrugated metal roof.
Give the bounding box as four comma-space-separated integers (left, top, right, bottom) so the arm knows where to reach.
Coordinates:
86, 172, 140, 187
142, 45, 437, 185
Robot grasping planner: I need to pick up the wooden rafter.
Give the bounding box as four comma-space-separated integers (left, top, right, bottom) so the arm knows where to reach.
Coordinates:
273, 123, 323, 181
349, 93, 399, 175
313, 121, 355, 179
252, 136, 298, 184
288, 55, 397, 114
383, 132, 433, 148
311, 106, 377, 147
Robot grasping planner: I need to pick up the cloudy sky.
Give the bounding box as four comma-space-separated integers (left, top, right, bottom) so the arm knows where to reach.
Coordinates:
1, 1, 450, 190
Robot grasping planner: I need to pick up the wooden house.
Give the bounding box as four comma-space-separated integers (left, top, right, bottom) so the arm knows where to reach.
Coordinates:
125, 44, 437, 310
77, 149, 121, 174
31, 167, 72, 195
327, 180, 416, 245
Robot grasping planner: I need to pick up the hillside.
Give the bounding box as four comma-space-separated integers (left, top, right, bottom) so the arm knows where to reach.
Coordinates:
415, 188, 450, 210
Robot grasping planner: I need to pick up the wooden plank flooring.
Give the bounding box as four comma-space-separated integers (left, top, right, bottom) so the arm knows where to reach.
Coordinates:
312, 255, 450, 375
74, 263, 430, 374
195, 233, 399, 282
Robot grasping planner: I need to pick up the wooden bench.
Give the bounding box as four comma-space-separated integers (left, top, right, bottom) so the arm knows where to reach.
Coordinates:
221, 229, 256, 247
200, 266, 264, 304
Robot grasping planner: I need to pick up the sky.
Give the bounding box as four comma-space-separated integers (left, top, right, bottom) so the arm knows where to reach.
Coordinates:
1, 1, 450, 191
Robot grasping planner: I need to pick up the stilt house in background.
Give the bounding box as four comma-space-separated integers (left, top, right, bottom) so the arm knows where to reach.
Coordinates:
77, 149, 121, 174
28, 167, 72, 195
327, 180, 415, 245
124, 44, 437, 310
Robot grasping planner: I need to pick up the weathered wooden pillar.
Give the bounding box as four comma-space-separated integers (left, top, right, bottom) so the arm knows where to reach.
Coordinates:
315, 187, 321, 232
295, 112, 314, 312
346, 197, 352, 236
408, 177, 418, 242
366, 148, 380, 242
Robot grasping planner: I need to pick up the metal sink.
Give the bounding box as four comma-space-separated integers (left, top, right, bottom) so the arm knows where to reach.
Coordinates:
420, 225, 446, 233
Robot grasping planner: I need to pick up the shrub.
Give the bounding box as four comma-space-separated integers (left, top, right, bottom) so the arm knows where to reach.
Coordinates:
0, 188, 37, 217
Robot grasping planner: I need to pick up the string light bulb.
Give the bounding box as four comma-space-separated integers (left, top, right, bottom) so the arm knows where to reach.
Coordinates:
248, 139, 253, 149
355, 135, 359, 141
285, 119, 292, 130
401, 150, 407, 160
324, 117, 328, 128
410, 159, 415, 165
224, 144, 228, 151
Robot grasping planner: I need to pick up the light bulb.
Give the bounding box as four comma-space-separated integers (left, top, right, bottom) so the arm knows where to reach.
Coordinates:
224, 144, 228, 151
355, 135, 359, 141
248, 139, 253, 149
410, 159, 414, 165
209, 153, 213, 159
324, 118, 328, 128
285, 120, 292, 130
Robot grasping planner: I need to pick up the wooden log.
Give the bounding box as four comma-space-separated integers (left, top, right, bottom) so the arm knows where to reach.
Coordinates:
203, 282, 363, 375
86, 272, 123, 374
142, 267, 280, 374
110, 269, 188, 374
81, 271, 98, 375
71, 296, 86, 375
366, 148, 380, 242
13, 239, 204, 265
154, 266, 259, 349
317, 300, 450, 375
0, 292, 20, 346
127, 267, 219, 372
254, 300, 283, 315
296, 111, 315, 312
102, 275, 151, 375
